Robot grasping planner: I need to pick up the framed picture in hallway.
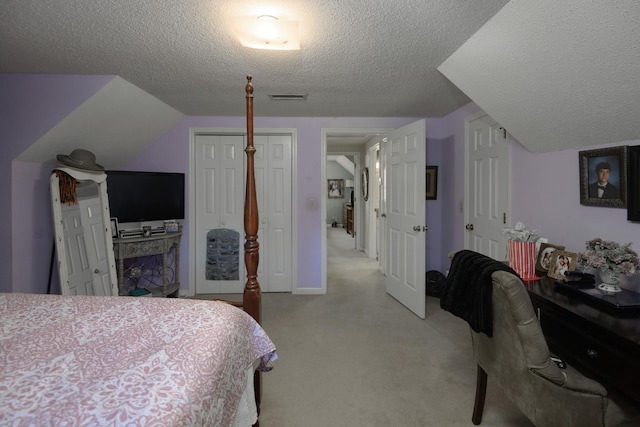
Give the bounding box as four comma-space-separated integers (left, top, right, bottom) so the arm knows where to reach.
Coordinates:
579, 146, 627, 208
426, 166, 438, 200
328, 179, 344, 199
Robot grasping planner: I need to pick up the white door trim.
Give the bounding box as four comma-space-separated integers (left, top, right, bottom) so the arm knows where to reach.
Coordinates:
366, 143, 380, 259
187, 127, 298, 297
320, 128, 392, 294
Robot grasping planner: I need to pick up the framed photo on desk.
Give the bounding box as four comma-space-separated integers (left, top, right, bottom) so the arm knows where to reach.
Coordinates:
547, 250, 577, 280
535, 243, 565, 275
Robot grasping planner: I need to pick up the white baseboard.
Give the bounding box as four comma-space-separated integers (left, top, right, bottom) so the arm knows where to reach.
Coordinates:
293, 287, 326, 295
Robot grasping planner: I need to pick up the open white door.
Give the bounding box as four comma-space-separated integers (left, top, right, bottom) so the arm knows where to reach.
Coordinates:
385, 119, 426, 318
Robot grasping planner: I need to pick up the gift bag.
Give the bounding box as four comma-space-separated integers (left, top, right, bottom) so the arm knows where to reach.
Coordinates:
507, 240, 539, 280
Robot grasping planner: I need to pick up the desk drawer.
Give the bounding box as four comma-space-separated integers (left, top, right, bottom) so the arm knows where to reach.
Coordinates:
538, 305, 640, 404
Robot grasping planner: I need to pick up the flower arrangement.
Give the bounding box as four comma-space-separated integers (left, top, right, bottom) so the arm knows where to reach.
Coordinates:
577, 238, 640, 277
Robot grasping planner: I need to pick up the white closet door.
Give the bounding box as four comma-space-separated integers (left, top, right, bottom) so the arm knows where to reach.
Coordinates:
254, 135, 293, 292
194, 134, 245, 294
193, 132, 293, 294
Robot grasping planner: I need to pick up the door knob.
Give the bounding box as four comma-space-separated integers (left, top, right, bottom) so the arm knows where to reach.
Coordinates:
465, 224, 474, 231
381, 213, 386, 218
413, 225, 422, 232
94, 269, 101, 274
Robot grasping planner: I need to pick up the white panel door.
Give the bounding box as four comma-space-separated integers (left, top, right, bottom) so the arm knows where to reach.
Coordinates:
78, 195, 113, 295
254, 135, 293, 292
465, 112, 510, 260
61, 204, 94, 295
194, 134, 245, 294
59, 190, 112, 295
385, 119, 426, 318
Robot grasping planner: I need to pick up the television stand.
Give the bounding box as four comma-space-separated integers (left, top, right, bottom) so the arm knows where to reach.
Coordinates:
113, 232, 182, 297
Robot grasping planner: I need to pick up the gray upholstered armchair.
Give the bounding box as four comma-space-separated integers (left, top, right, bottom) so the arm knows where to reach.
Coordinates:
442, 250, 638, 426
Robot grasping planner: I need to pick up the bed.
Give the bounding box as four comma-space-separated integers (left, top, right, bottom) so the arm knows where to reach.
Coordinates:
0, 76, 273, 426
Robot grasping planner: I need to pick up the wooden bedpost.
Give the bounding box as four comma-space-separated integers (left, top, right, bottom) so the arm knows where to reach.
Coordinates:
243, 75, 262, 426
243, 75, 261, 324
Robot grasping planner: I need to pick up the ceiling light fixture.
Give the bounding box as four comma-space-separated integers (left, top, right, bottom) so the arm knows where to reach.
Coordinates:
233, 15, 300, 51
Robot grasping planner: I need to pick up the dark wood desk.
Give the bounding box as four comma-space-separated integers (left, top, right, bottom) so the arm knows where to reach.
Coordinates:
526, 278, 640, 406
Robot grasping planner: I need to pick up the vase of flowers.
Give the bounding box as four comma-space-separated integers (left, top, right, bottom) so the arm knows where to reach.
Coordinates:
577, 238, 640, 294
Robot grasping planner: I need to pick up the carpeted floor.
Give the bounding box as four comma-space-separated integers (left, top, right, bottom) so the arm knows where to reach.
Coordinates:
255, 226, 534, 426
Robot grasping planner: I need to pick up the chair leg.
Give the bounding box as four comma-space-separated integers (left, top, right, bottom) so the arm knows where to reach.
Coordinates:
472, 365, 487, 425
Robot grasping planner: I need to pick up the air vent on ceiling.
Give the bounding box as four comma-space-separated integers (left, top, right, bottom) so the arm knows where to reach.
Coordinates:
268, 94, 308, 101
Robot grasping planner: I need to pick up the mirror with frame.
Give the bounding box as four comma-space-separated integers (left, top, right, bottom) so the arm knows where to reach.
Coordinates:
362, 167, 369, 201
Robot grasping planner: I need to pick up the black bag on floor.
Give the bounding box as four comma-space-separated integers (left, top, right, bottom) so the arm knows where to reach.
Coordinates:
426, 270, 446, 298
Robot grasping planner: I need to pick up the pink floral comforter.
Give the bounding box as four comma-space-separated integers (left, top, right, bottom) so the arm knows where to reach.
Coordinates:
0, 293, 276, 427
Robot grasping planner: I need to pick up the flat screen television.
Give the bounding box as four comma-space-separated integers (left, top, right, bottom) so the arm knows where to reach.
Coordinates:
106, 171, 185, 225
628, 145, 640, 222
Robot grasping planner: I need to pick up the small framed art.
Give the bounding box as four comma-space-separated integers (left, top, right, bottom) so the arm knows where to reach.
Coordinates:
579, 146, 628, 208
426, 166, 438, 200
535, 243, 565, 275
546, 250, 577, 280
328, 179, 344, 199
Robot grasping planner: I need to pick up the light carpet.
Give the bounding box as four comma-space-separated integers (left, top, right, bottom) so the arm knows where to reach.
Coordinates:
256, 226, 533, 426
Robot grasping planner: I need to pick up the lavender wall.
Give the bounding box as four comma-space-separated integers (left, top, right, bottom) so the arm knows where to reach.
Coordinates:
425, 135, 456, 273
1, 74, 113, 293
5, 74, 638, 295
125, 116, 417, 292
510, 139, 640, 291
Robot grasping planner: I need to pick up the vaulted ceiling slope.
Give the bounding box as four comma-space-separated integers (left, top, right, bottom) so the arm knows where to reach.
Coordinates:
439, 0, 640, 153
0, 0, 509, 118
16, 77, 185, 168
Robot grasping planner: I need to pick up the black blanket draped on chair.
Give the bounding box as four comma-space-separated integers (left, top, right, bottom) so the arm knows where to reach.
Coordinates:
440, 250, 518, 337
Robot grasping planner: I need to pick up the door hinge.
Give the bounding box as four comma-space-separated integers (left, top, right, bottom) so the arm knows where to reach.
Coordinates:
503, 213, 506, 224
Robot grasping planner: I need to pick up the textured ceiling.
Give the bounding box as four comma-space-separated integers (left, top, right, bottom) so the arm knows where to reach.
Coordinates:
0, 0, 510, 118
439, 0, 640, 153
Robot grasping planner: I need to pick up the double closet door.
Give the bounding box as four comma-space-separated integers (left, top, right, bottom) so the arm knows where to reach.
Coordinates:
194, 133, 292, 294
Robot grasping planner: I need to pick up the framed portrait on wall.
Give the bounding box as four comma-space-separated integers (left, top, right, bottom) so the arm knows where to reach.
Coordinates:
328, 179, 344, 199
579, 146, 628, 208
426, 166, 438, 200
